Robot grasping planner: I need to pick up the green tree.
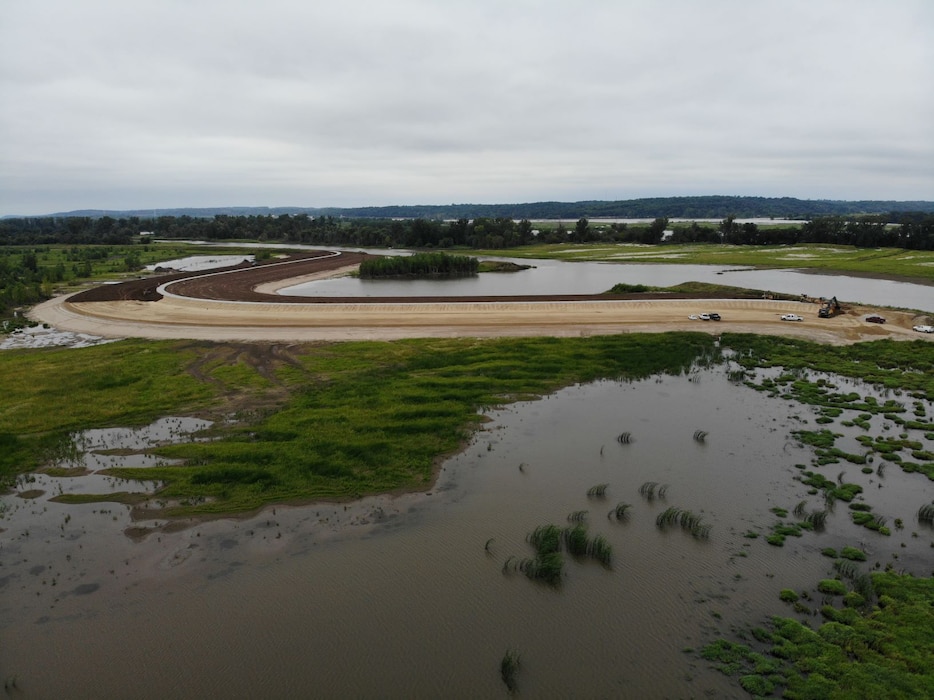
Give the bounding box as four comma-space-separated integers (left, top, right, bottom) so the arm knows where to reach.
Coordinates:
645, 217, 669, 243
574, 217, 591, 242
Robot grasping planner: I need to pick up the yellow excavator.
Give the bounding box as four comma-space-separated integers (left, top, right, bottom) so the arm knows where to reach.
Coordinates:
818, 296, 842, 318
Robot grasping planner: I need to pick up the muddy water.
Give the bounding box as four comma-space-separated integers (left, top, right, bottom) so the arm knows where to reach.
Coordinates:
1, 367, 932, 698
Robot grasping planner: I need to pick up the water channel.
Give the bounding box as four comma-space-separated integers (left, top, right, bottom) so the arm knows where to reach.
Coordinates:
2, 357, 932, 698
282, 256, 934, 313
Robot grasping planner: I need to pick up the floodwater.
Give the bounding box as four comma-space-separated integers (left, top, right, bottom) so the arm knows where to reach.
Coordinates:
280, 257, 934, 313
2, 360, 932, 698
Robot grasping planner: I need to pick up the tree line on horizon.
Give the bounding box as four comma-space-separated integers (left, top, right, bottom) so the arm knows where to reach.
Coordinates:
25, 195, 934, 221
2, 211, 933, 250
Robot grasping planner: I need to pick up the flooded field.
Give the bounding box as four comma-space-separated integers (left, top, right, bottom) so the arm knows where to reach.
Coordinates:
1, 360, 932, 698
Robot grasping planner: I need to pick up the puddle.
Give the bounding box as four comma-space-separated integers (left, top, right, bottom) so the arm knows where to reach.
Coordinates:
52, 416, 215, 470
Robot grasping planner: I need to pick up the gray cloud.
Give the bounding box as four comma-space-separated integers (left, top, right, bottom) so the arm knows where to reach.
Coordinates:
1, 0, 932, 215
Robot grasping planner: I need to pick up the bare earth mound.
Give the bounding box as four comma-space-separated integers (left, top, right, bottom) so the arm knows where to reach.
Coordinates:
32, 250, 932, 345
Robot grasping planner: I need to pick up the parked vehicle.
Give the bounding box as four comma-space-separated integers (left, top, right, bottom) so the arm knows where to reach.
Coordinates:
708, 313, 721, 321
781, 314, 803, 322
865, 315, 886, 324
699, 313, 710, 321
912, 324, 934, 333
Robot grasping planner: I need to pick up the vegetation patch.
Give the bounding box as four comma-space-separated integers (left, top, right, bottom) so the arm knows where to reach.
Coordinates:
503, 520, 614, 586
703, 572, 934, 698
817, 579, 847, 596
50, 491, 149, 506
840, 546, 867, 562
850, 510, 891, 535
500, 649, 521, 693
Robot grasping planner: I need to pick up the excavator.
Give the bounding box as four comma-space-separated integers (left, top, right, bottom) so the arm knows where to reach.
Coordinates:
818, 296, 842, 318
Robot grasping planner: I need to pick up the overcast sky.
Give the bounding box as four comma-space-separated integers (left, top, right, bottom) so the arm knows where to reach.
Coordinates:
1, 0, 932, 215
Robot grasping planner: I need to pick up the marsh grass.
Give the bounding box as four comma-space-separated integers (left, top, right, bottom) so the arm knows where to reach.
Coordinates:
510, 519, 614, 584
518, 552, 563, 586
804, 510, 828, 530
656, 506, 711, 539
587, 483, 609, 498
693, 430, 708, 442
705, 571, 931, 697
567, 510, 588, 523
918, 503, 934, 524
608, 502, 631, 521
616, 431, 632, 444
500, 649, 521, 693
639, 481, 668, 501
562, 524, 590, 556
589, 535, 612, 566
850, 509, 891, 535
527, 524, 563, 555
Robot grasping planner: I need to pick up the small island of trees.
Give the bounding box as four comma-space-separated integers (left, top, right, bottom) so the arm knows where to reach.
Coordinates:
358, 252, 479, 278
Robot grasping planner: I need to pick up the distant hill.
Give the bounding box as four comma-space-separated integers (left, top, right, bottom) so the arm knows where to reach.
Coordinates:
32, 196, 934, 220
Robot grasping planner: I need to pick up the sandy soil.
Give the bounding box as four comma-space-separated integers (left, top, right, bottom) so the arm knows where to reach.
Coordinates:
30, 250, 933, 345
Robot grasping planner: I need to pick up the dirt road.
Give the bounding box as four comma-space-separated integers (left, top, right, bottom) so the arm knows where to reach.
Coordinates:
31, 251, 933, 345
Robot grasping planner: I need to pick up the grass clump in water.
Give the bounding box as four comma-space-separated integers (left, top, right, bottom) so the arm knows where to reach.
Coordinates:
638, 481, 668, 501
500, 649, 521, 693
586, 483, 609, 498
656, 506, 712, 539
817, 579, 847, 596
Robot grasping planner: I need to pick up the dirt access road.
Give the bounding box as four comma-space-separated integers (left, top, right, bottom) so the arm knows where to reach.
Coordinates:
31, 250, 932, 345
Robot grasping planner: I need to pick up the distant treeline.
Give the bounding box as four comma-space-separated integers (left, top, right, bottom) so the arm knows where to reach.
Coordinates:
0, 215, 140, 246
2, 212, 934, 250
30, 195, 934, 220
359, 252, 479, 278
313, 197, 934, 221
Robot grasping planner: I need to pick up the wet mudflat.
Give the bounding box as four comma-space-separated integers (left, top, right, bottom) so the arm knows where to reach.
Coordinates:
1, 363, 931, 698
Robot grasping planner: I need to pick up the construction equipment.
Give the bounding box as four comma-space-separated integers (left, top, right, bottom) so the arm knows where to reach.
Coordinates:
818, 297, 842, 318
